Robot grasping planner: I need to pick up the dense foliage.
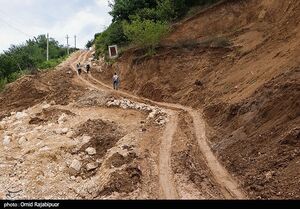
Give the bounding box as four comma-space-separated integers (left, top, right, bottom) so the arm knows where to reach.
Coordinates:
95, 0, 221, 57
0, 35, 70, 91
123, 18, 169, 54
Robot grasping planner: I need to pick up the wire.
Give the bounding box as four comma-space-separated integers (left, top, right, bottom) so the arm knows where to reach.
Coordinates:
0, 15, 32, 37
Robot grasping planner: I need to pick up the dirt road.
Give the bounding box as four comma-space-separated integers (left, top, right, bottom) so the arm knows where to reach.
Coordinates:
70, 50, 247, 199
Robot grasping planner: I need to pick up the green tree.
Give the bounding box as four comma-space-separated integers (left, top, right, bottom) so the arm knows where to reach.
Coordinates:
95, 21, 128, 57
0, 35, 69, 91
109, 0, 157, 22
123, 18, 169, 54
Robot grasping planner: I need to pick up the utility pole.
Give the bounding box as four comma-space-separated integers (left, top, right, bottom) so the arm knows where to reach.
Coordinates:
74, 35, 77, 49
66, 35, 70, 55
46, 33, 49, 61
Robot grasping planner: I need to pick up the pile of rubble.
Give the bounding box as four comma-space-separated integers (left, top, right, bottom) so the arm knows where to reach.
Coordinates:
106, 98, 168, 126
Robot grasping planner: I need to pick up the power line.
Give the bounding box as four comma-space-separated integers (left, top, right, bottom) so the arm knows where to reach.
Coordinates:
0, 9, 26, 27
0, 15, 32, 38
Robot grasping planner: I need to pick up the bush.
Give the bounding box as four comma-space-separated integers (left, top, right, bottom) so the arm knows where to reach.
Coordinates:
123, 18, 169, 54
0, 78, 7, 92
95, 21, 128, 58
38, 56, 67, 70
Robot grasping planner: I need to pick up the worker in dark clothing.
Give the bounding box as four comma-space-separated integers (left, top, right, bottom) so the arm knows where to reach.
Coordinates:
77, 63, 82, 75
86, 64, 91, 74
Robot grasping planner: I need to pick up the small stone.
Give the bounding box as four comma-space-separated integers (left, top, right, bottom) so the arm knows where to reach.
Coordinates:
85, 147, 97, 155
39, 146, 50, 151
58, 114, 68, 124
66, 131, 74, 138
82, 136, 91, 144
48, 123, 54, 127
55, 129, 62, 135
70, 159, 82, 171
42, 104, 51, 109
18, 137, 27, 145
142, 128, 147, 132
71, 176, 76, 180
49, 101, 56, 105
86, 162, 99, 171
15, 112, 28, 120
3, 136, 11, 145
61, 128, 69, 135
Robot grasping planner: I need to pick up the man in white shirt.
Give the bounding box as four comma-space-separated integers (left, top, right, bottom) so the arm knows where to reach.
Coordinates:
113, 73, 120, 90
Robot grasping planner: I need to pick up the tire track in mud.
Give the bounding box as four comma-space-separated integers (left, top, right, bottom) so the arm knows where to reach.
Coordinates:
69, 50, 246, 199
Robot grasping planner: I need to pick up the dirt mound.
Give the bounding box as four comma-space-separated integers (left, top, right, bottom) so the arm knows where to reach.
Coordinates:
98, 166, 142, 197
0, 67, 84, 118
106, 152, 137, 168
74, 119, 125, 160
29, 107, 76, 125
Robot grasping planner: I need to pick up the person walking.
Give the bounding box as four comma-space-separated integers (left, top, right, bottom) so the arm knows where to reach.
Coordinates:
113, 73, 120, 90
77, 63, 82, 75
86, 64, 91, 74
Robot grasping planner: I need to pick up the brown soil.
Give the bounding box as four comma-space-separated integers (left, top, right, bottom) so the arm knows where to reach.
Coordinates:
172, 112, 224, 199
74, 119, 125, 160
29, 107, 76, 125
105, 152, 137, 168
97, 166, 142, 197
93, 0, 300, 199
0, 66, 84, 118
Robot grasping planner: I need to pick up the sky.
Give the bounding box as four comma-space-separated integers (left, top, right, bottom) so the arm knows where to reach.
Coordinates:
0, 0, 112, 52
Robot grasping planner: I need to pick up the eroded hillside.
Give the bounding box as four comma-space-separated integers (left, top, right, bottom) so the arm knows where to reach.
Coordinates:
92, 0, 300, 199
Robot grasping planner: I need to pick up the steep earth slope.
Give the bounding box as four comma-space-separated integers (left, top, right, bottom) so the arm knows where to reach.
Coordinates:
1, 51, 245, 200
92, 0, 300, 199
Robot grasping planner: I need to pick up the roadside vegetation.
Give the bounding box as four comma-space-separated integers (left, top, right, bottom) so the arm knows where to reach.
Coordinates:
93, 0, 221, 58
0, 35, 73, 91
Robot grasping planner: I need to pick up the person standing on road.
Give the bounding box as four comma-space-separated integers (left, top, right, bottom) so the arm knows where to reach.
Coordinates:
113, 73, 120, 90
86, 64, 91, 74
77, 63, 82, 75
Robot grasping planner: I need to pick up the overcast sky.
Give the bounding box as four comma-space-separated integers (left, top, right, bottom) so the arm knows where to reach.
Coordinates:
0, 0, 112, 52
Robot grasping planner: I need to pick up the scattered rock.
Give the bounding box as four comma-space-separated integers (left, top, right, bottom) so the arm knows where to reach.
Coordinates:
49, 100, 56, 105
86, 162, 99, 171
42, 104, 51, 109
70, 159, 82, 172
39, 146, 50, 152
58, 113, 68, 124
86, 147, 97, 155
15, 112, 28, 120
107, 98, 167, 126
3, 136, 11, 145
0, 122, 6, 130
66, 131, 74, 138
18, 137, 28, 145
265, 171, 275, 180
258, 10, 267, 20
55, 129, 62, 135
61, 128, 69, 135
195, 80, 203, 87
82, 136, 91, 144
